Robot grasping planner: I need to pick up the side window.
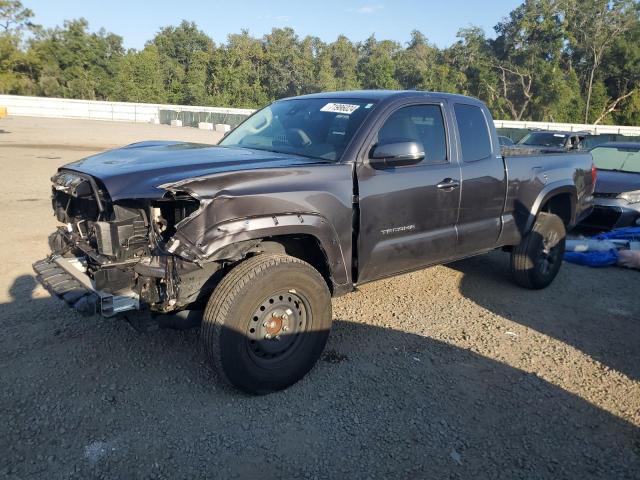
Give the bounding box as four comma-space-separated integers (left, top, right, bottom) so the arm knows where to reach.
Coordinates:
377, 104, 448, 164
454, 104, 492, 162
570, 136, 578, 149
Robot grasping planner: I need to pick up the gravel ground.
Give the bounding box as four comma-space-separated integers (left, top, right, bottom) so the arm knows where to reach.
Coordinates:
0, 116, 638, 479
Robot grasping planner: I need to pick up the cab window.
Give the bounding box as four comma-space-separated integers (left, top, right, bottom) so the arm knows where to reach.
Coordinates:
454, 104, 492, 162
376, 104, 448, 164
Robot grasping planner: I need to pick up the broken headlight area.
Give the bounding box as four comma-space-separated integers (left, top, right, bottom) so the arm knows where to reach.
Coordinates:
51, 170, 106, 234
51, 171, 150, 262
41, 171, 217, 317
150, 190, 201, 243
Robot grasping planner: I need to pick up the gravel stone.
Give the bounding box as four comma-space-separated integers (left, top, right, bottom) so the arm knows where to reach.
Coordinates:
0, 116, 638, 479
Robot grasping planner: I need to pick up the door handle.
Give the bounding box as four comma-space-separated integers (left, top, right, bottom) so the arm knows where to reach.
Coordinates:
436, 178, 460, 190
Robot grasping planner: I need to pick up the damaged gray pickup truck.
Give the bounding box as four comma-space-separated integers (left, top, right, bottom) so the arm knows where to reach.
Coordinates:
34, 91, 595, 394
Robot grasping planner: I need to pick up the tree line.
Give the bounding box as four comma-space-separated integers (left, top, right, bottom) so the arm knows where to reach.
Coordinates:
1, 0, 639, 125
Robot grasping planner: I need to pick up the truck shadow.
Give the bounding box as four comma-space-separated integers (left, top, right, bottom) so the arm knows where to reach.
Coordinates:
1, 274, 639, 478
448, 251, 640, 382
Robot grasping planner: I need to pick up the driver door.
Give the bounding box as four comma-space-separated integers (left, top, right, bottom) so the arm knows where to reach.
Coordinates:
355, 102, 461, 283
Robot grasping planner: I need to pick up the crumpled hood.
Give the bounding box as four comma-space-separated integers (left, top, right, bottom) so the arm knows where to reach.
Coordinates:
62, 141, 328, 200
595, 169, 640, 194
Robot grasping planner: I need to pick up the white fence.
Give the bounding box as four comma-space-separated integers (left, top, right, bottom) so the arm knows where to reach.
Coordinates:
494, 119, 640, 136
0, 94, 254, 124
1, 94, 640, 136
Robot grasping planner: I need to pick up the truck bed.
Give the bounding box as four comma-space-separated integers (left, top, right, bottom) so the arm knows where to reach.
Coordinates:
500, 150, 594, 245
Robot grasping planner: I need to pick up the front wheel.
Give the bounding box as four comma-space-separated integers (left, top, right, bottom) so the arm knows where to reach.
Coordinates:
201, 253, 332, 394
510, 212, 566, 290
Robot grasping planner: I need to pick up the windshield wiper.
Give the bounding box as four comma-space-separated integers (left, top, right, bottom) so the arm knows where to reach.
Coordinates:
246, 147, 286, 155
235, 145, 295, 156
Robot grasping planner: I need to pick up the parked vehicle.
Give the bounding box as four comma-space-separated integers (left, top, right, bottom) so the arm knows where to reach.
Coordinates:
34, 90, 594, 394
498, 135, 515, 146
516, 130, 589, 152
581, 133, 640, 150
580, 143, 640, 230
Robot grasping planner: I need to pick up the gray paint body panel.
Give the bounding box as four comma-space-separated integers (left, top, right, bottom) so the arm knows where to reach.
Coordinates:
161, 164, 354, 287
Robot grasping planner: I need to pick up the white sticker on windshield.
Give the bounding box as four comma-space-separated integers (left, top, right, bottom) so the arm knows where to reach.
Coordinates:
320, 103, 360, 115
553, 134, 565, 137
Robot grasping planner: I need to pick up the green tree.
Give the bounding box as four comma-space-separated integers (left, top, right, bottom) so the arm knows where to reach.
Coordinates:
592, 17, 640, 124
316, 35, 360, 91
357, 35, 400, 90
150, 20, 214, 104
563, 0, 638, 122
447, 28, 500, 110
113, 45, 165, 103
183, 49, 210, 105
0, 0, 36, 33
0, 1, 39, 94
394, 30, 462, 93
394, 31, 438, 89
490, 0, 571, 121
297, 35, 322, 95
2, 1, 640, 125
28, 19, 124, 99
262, 28, 317, 100
210, 30, 267, 108
542, 66, 584, 123
0, 32, 36, 93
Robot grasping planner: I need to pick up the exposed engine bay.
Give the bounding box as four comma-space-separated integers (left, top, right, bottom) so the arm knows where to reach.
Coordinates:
43, 169, 219, 316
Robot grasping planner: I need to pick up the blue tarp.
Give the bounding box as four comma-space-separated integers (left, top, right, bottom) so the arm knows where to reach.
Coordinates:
595, 227, 640, 241
564, 249, 619, 267
564, 227, 640, 267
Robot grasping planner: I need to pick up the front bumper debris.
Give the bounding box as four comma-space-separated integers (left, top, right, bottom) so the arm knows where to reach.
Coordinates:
33, 255, 139, 317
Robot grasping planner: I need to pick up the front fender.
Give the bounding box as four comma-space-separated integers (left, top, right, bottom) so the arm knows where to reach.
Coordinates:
167, 213, 350, 286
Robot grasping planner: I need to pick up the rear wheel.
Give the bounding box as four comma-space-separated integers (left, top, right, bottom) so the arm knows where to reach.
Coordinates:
201, 253, 332, 394
510, 212, 566, 289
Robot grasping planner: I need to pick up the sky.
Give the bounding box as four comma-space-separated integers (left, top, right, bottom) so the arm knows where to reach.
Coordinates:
26, 0, 523, 49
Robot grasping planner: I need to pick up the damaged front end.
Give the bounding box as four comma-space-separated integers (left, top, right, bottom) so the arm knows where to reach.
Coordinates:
33, 170, 221, 317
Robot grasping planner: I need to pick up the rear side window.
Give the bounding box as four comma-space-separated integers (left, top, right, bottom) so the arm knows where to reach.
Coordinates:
454, 104, 492, 162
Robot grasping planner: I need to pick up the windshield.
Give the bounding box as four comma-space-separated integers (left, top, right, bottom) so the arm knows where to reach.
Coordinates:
498, 136, 514, 146
519, 132, 568, 147
219, 98, 378, 161
592, 146, 640, 173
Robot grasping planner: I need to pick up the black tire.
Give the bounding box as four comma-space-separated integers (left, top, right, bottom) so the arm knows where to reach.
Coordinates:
510, 212, 566, 290
201, 253, 332, 394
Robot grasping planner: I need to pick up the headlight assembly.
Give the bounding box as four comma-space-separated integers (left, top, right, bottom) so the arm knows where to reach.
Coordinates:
617, 190, 640, 205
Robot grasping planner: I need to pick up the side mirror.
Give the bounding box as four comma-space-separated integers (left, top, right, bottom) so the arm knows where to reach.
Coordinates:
369, 140, 425, 168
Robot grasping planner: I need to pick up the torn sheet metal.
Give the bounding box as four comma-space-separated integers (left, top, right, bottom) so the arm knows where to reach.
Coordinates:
158, 164, 354, 285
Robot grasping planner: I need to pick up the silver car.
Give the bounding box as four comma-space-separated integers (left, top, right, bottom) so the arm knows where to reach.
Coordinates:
581, 143, 640, 230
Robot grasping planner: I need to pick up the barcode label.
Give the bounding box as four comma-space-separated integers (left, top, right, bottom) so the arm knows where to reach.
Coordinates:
320, 103, 360, 115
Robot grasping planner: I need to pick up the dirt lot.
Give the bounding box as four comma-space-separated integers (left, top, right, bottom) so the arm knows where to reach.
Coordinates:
1, 115, 638, 479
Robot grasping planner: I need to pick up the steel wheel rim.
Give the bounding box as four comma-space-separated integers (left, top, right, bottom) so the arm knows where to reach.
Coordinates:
246, 290, 310, 364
